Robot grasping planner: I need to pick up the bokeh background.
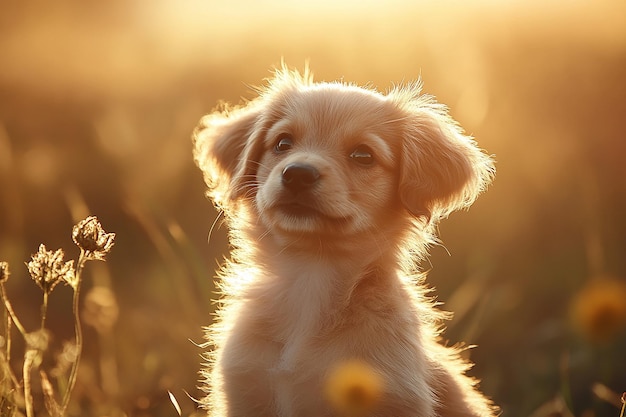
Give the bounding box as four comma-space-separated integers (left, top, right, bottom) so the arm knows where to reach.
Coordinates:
1, 0, 625, 416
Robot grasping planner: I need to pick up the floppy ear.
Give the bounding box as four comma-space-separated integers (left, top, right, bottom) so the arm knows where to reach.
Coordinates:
395, 92, 494, 221
192, 66, 310, 209
192, 103, 265, 208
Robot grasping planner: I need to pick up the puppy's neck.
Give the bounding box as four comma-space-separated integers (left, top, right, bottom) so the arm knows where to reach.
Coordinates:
253, 233, 399, 370
243, 222, 404, 318
250, 224, 401, 271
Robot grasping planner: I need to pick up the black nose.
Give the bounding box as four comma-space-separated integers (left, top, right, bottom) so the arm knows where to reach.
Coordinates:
282, 163, 320, 191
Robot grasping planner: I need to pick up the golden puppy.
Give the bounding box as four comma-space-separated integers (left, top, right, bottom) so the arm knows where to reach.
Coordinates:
193, 66, 497, 417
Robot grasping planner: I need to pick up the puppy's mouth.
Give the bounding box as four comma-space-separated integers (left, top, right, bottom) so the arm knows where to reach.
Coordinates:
277, 202, 322, 218
272, 199, 350, 226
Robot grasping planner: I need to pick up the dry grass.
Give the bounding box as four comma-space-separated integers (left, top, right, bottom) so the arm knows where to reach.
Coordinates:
0, 217, 117, 416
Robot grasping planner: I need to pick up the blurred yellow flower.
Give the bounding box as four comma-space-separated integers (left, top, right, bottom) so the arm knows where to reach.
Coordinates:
570, 277, 626, 344
325, 360, 384, 417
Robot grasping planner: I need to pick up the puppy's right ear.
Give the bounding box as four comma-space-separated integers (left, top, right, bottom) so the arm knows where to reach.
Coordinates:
192, 104, 263, 208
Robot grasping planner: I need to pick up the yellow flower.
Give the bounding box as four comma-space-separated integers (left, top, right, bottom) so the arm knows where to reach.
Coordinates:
325, 360, 384, 417
570, 277, 626, 344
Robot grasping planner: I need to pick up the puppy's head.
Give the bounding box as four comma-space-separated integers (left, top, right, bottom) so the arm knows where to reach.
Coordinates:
193, 67, 494, 244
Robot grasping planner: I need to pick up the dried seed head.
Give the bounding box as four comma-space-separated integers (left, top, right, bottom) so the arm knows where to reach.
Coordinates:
27, 244, 74, 294
72, 216, 115, 260
0, 261, 9, 283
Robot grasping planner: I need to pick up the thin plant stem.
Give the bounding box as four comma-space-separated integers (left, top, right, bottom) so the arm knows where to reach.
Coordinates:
0, 283, 27, 338
2, 352, 20, 396
3, 296, 10, 362
23, 349, 35, 417
0, 285, 20, 390
41, 291, 49, 330
61, 250, 86, 414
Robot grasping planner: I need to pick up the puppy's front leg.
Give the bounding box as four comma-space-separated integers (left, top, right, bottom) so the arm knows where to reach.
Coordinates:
219, 369, 274, 417
212, 328, 280, 417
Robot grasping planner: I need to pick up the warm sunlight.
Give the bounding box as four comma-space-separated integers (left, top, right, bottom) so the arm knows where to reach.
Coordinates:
1, 0, 625, 416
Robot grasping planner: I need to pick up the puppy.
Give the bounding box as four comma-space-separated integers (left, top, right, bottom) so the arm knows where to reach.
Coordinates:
193, 66, 497, 417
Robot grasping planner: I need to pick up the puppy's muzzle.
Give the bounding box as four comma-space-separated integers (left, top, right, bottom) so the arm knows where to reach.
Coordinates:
281, 163, 320, 192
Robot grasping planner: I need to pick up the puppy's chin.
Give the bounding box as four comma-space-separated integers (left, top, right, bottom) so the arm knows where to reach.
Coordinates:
259, 204, 354, 236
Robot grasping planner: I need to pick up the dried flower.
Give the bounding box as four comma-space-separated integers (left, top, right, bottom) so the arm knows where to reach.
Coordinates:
571, 277, 626, 344
72, 216, 115, 260
0, 261, 9, 283
27, 245, 74, 294
325, 360, 384, 417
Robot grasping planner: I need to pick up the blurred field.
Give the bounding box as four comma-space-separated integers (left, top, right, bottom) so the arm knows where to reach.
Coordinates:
1, 0, 625, 415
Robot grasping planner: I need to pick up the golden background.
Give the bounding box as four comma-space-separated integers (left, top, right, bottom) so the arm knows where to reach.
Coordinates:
1, 1, 625, 415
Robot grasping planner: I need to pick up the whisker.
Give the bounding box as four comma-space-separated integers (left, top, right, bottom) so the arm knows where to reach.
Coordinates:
208, 211, 225, 245
234, 159, 273, 174
276, 235, 299, 257
257, 228, 272, 243
243, 160, 271, 170
232, 181, 259, 199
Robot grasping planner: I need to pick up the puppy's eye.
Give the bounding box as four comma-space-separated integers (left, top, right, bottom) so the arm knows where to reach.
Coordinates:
350, 145, 374, 166
275, 134, 294, 153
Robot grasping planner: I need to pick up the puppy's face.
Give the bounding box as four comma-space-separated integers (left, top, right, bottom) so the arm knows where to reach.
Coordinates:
193, 69, 494, 245
254, 87, 401, 237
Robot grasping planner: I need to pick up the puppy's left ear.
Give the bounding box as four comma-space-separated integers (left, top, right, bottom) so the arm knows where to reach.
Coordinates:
397, 94, 495, 221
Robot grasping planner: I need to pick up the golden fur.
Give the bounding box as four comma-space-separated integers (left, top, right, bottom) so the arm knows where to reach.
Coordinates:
193, 66, 497, 417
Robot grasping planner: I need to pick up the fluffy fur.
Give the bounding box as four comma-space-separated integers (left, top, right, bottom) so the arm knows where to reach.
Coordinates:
193, 66, 497, 417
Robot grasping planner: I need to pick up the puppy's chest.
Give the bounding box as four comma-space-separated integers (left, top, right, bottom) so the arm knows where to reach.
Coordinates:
274, 276, 333, 329
251, 268, 348, 367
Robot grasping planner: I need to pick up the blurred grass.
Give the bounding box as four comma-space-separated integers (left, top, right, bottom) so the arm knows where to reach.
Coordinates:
0, 0, 625, 415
